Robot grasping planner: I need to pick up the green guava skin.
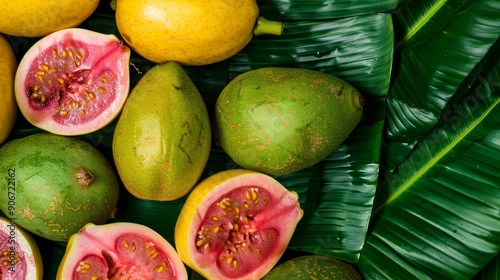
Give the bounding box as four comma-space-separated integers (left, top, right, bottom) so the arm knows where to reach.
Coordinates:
262, 255, 363, 280
214, 67, 365, 176
0, 133, 119, 242
112, 61, 211, 201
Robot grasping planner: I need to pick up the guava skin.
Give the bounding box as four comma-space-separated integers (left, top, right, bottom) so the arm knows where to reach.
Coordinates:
0, 133, 120, 242
112, 61, 211, 201
0, 0, 99, 38
263, 255, 363, 280
214, 67, 365, 176
115, 0, 259, 65
0, 34, 18, 145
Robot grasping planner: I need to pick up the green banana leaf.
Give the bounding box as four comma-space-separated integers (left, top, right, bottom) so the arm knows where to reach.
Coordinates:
256, 0, 398, 20
358, 59, 500, 279
382, 0, 500, 172
230, 13, 394, 98
474, 254, 500, 280
393, 0, 494, 51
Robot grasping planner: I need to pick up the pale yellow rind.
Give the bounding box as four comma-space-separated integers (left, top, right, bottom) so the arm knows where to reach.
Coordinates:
0, 34, 17, 145
115, 0, 259, 65
0, 0, 100, 37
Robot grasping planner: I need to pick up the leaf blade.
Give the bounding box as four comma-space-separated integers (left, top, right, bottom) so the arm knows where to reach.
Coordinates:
360, 60, 500, 279
256, 0, 398, 20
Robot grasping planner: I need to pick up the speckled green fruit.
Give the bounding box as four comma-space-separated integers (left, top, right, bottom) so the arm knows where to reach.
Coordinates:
112, 61, 211, 201
263, 255, 363, 280
0, 133, 119, 242
214, 67, 365, 176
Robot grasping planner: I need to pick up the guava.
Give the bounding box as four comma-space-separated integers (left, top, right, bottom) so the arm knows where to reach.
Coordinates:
262, 254, 363, 280
0, 0, 99, 38
0, 216, 43, 280
14, 28, 130, 136
112, 61, 211, 201
214, 67, 365, 176
0, 133, 120, 242
57, 222, 188, 280
175, 169, 303, 280
114, 0, 283, 65
0, 34, 18, 145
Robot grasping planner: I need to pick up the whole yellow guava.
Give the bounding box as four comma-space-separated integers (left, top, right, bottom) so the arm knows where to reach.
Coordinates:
114, 0, 281, 66
0, 34, 17, 145
0, 0, 100, 37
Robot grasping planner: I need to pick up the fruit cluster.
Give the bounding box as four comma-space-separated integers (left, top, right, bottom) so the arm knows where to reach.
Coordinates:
0, 0, 364, 279
2, 0, 498, 279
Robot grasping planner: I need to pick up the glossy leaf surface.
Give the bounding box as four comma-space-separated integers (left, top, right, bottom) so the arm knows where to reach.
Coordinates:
257, 0, 398, 20
359, 60, 500, 279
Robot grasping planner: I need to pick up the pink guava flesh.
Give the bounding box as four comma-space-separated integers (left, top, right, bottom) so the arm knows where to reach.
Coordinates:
58, 223, 187, 280
195, 186, 282, 278
73, 234, 175, 279
0, 230, 28, 279
15, 28, 130, 135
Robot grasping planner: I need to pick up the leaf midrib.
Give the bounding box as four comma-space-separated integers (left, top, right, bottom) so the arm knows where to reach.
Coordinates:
396, 0, 447, 50
373, 97, 500, 216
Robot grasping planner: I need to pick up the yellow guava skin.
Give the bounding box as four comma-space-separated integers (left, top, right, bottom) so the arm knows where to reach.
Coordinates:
0, 0, 100, 37
0, 34, 18, 145
114, 0, 259, 65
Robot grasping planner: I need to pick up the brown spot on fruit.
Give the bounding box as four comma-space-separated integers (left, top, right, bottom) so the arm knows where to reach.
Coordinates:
75, 167, 94, 187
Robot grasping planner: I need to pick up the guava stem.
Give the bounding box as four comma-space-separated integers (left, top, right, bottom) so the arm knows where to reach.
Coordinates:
253, 17, 284, 36
75, 168, 94, 187
110, 0, 117, 11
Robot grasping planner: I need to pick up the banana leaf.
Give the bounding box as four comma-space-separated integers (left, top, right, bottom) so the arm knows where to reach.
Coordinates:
282, 121, 383, 263
382, 39, 500, 172
474, 254, 500, 280
393, 0, 494, 51
387, 0, 500, 141
358, 59, 500, 279
230, 13, 394, 98
256, 0, 399, 20
382, 0, 500, 172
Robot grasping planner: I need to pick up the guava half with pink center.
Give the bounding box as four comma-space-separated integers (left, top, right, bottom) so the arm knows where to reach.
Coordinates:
175, 169, 303, 280
57, 222, 188, 280
0, 216, 43, 280
14, 28, 130, 136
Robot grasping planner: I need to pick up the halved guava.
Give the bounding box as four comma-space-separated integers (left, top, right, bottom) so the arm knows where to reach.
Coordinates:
175, 169, 303, 280
0, 216, 43, 280
14, 28, 130, 136
57, 222, 188, 280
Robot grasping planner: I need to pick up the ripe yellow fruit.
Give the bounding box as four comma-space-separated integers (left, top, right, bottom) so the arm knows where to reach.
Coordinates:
115, 0, 278, 65
0, 0, 99, 37
0, 34, 17, 145
112, 62, 211, 201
